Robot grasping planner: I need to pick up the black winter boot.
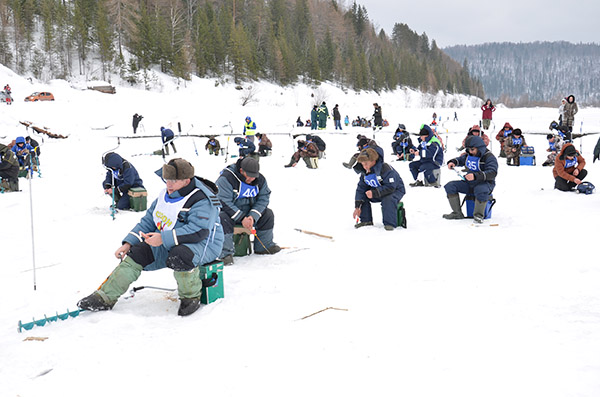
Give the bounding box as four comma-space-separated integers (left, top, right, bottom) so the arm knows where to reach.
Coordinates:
77, 291, 115, 311
178, 298, 201, 316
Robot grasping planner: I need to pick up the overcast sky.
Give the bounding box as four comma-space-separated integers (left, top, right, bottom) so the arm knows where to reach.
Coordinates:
353, 0, 599, 48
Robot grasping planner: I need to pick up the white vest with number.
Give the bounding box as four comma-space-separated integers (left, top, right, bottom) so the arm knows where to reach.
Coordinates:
153, 188, 198, 231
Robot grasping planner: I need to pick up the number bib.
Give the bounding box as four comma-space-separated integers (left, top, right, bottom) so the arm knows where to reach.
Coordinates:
153, 188, 198, 231
465, 155, 481, 172
364, 173, 381, 188
512, 137, 523, 145
564, 158, 578, 169
238, 181, 259, 198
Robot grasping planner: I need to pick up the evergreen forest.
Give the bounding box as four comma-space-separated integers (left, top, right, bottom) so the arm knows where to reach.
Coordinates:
445, 41, 600, 106
0, 0, 483, 96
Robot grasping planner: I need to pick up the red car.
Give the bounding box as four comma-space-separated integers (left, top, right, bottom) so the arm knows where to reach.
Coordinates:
25, 92, 55, 102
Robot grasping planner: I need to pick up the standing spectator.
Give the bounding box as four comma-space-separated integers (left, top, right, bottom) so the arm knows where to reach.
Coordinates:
310, 105, 318, 131
553, 144, 587, 191
454, 111, 458, 121
205, 136, 221, 156
132, 113, 143, 134
558, 98, 567, 127
352, 148, 406, 231
563, 95, 578, 133
102, 152, 145, 210
443, 135, 498, 224
216, 157, 280, 265
333, 104, 342, 130
344, 115, 350, 126
78, 158, 224, 316
495, 122, 513, 158
284, 139, 319, 168
256, 133, 272, 157
317, 102, 329, 130
481, 99, 496, 130
0, 143, 20, 192
160, 126, 177, 155
243, 116, 257, 142
372, 103, 383, 131
408, 125, 444, 187
504, 128, 526, 166
542, 133, 564, 167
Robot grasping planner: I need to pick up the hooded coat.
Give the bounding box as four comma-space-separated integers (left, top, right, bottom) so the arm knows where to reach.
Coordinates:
445, 135, 498, 201
102, 152, 144, 194
553, 143, 586, 182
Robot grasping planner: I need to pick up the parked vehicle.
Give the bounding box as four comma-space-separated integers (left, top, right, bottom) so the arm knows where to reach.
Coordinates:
25, 92, 55, 102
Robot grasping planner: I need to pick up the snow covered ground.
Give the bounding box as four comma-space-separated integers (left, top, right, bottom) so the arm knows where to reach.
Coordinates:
1, 64, 600, 397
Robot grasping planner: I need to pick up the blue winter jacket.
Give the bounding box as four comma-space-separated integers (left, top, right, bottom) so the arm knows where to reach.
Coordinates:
122, 176, 224, 271
417, 125, 444, 167
216, 161, 271, 224
449, 135, 498, 185
161, 128, 175, 143
355, 157, 405, 204
102, 152, 144, 194
234, 137, 256, 156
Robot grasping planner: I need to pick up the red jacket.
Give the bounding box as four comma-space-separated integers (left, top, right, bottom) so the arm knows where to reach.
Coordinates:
481, 104, 496, 120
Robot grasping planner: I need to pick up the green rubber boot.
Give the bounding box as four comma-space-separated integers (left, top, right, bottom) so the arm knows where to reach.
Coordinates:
442, 194, 465, 220
78, 256, 143, 311
174, 267, 203, 316
473, 200, 488, 224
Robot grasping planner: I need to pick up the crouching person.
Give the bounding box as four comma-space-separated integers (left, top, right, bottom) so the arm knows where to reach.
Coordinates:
217, 157, 280, 265
408, 125, 443, 187
102, 152, 145, 210
553, 143, 587, 191
353, 148, 405, 231
78, 159, 224, 316
443, 136, 498, 224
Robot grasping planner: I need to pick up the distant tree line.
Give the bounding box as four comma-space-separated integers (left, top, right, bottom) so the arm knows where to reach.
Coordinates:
445, 41, 600, 106
0, 0, 483, 96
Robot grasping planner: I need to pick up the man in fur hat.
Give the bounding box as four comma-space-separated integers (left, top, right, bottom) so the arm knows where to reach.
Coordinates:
79, 158, 224, 316
353, 148, 406, 231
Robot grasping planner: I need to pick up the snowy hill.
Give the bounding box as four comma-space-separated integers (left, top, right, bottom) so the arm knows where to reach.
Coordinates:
2, 64, 600, 397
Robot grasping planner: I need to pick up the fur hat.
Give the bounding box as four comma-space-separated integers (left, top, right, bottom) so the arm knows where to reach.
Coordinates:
357, 148, 379, 163
162, 158, 194, 180
512, 128, 522, 136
